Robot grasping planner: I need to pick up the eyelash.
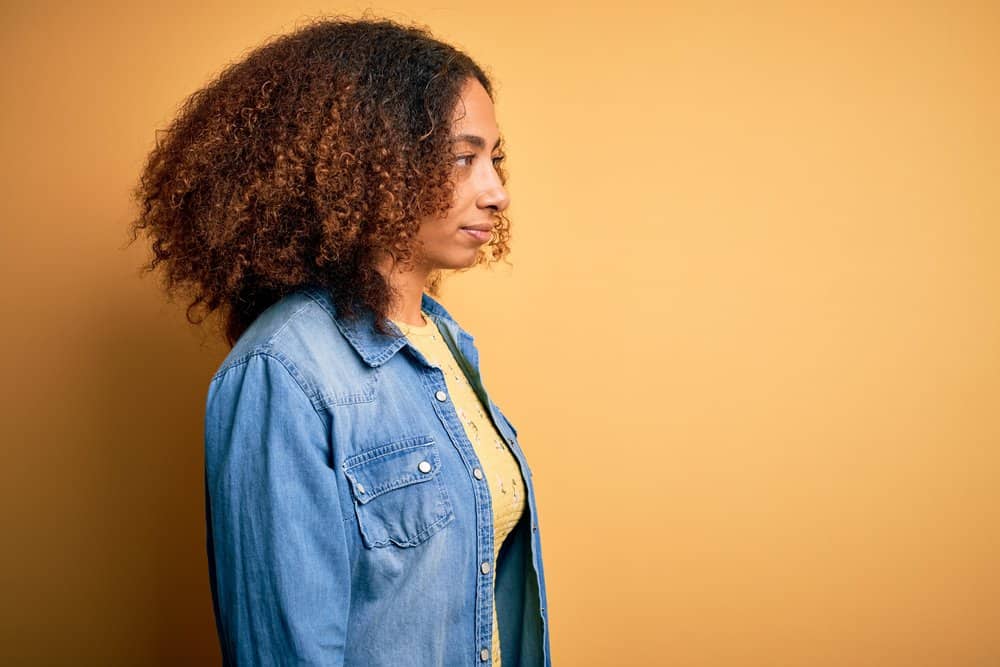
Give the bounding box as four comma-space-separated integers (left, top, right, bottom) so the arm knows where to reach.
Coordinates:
456, 154, 506, 168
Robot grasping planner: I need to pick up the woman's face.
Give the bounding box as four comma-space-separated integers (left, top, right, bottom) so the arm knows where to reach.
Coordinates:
413, 77, 510, 270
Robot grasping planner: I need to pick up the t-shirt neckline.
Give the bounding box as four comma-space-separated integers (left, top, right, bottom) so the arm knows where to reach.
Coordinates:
389, 310, 437, 337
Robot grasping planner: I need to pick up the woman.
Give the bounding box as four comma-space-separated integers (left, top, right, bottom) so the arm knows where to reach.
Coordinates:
129, 17, 551, 666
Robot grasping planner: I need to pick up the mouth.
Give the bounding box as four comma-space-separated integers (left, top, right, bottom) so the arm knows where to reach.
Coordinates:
460, 225, 493, 243
461, 222, 494, 232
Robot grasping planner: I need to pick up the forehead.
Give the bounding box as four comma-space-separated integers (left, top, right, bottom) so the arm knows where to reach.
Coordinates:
450, 78, 499, 141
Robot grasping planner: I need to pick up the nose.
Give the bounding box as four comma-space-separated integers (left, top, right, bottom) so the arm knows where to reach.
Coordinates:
476, 167, 510, 213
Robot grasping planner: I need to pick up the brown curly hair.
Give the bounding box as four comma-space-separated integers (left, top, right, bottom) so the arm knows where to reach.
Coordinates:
128, 16, 510, 346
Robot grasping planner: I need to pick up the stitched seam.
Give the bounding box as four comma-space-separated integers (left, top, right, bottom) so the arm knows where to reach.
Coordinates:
346, 467, 438, 501
342, 435, 435, 468
368, 506, 454, 548
207, 298, 312, 381
266, 299, 316, 345
209, 352, 328, 428
343, 442, 441, 501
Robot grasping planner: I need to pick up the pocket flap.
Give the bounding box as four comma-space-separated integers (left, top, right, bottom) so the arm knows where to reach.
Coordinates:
343, 435, 442, 505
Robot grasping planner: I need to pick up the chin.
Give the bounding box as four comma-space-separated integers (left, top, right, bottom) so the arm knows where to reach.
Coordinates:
435, 250, 480, 270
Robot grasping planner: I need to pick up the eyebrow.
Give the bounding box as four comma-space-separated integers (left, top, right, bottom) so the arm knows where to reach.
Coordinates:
451, 133, 502, 151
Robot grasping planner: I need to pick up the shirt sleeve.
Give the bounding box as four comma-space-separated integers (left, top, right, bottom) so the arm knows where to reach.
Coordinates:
204, 352, 350, 666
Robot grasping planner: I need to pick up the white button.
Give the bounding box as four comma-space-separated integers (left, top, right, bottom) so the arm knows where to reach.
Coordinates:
418, 460, 432, 473
473, 468, 483, 480
357, 483, 365, 495
480, 648, 489, 661
435, 390, 448, 402
481, 561, 491, 574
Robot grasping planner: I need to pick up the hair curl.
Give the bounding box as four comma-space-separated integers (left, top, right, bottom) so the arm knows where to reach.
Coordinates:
128, 16, 511, 346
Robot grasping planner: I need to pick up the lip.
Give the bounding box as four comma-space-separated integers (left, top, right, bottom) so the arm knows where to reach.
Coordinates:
460, 222, 494, 244
461, 222, 494, 232
461, 228, 492, 243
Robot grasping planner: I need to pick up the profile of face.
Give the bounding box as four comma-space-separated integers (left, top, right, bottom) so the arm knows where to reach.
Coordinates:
412, 77, 510, 271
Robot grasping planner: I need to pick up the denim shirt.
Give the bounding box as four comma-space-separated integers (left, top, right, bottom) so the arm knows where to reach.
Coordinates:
203, 285, 551, 666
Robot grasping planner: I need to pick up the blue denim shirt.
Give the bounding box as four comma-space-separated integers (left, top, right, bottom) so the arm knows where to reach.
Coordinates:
203, 285, 551, 666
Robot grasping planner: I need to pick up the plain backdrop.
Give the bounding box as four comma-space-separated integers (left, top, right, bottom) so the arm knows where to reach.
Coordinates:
1, 1, 997, 664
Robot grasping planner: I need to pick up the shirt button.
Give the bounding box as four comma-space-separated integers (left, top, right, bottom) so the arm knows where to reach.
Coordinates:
357, 484, 365, 495
473, 468, 483, 480
435, 390, 448, 402
481, 561, 491, 574
480, 648, 489, 661
417, 460, 432, 474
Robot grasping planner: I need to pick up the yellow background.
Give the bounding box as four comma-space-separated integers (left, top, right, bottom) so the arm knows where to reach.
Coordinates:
1, 2, 997, 664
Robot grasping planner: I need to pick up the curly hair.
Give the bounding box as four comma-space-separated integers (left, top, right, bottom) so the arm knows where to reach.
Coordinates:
128, 16, 511, 346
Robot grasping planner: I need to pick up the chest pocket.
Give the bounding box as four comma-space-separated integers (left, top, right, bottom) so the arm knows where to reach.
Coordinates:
342, 434, 454, 548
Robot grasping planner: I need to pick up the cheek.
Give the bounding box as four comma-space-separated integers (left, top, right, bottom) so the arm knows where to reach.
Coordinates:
417, 218, 455, 246
451, 180, 477, 209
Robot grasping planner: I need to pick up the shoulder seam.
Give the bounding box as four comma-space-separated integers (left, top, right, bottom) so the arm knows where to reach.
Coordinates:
210, 297, 319, 381
209, 351, 329, 426
266, 299, 318, 345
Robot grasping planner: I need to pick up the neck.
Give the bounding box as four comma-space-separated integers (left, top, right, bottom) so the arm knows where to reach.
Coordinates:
374, 251, 431, 325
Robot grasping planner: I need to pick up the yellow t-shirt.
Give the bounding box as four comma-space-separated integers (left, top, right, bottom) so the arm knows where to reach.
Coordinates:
389, 309, 526, 666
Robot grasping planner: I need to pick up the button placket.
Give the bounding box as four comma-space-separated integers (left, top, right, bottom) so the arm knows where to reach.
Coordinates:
418, 333, 505, 664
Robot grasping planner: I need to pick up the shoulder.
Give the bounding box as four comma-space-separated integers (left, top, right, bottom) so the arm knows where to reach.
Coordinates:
208, 288, 365, 407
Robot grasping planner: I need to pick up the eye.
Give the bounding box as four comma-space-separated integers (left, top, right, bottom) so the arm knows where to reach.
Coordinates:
491, 154, 506, 168
455, 154, 475, 166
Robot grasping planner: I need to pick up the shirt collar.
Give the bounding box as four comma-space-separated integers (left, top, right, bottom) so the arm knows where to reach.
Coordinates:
300, 285, 470, 368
